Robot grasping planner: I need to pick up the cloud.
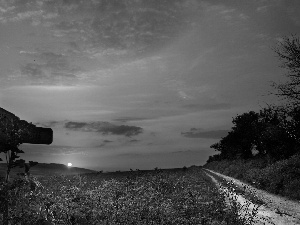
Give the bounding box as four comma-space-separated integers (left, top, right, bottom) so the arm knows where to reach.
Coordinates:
65, 121, 87, 129
12, 10, 43, 22
239, 13, 249, 20
52, 20, 81, 37
20, 144, 88, 156
116, 152, 141, 158
171, 150, 199, 154
87, 0, 200, 54
48, 145, 88, 156
0, 5, 15, 13
19, 51, 81, 83
113, 117, 150, 122
1, 0, 202, 59
181, 129, 228, 139
90, 49, 128, 58
178, 91, 193, 100
20, 63, 44, 77
64, 121, 143, 137
96, 140, 114, 148
43, 12, 58, 19
34, 121, 60, 128
20, 51, 37, 55
0, 1, 57, 24
39, 52, 71, 71
95, 138, 139, 149
182, 103, 231, 111
256, 5, 269, 12
0, 0, 199, 56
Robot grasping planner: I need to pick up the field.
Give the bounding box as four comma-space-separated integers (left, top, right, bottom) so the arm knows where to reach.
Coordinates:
0, 167, 256, 225
0, 163, 96, 179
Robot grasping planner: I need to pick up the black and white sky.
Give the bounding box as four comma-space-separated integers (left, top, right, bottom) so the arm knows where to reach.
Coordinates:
0, 0, 299, 171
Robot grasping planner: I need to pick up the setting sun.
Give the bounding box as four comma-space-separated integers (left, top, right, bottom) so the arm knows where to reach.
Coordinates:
67, 163, 72, 167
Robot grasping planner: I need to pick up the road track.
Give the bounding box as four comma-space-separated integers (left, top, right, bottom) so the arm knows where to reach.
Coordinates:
203, 169, 300, 225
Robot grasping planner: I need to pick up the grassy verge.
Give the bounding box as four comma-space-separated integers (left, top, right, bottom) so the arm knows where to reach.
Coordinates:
0, 167, 255, 224
203, 153, 300, 201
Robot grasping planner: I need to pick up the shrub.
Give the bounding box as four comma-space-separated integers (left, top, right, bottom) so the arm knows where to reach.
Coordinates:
257, 153, 300, 197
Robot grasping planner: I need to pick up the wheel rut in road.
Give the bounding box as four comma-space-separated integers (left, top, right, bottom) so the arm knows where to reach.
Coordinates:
203, 169, 300, 225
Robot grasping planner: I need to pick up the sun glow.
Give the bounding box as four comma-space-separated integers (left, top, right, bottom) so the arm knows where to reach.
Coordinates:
67, 163, 72, 167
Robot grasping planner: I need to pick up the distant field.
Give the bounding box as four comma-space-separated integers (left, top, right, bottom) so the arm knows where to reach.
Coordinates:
0, 166, 254, 224
0, 163, 97, 179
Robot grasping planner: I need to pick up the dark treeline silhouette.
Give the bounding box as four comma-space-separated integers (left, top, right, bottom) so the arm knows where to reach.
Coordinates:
204, 35, 300, 201
208, 105, 300, 163
207, 34, 300, 164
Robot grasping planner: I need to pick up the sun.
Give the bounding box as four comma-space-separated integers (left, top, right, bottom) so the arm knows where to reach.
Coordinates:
67, 163, 72, 167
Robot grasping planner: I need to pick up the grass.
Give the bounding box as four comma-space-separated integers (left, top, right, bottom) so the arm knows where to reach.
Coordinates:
204, 153, 300, 201
0, 167, 258, 225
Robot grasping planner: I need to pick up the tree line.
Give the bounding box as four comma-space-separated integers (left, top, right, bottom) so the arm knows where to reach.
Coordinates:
208, 35, 300, 163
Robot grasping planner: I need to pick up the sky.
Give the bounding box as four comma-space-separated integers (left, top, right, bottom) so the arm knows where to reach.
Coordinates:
0, 0, 300, 171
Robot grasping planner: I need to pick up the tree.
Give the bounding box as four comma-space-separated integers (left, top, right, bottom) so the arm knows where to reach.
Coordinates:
209, 35, 300, 163
258, 105, 299, 159
272, 35, 300, 105
0, 114, 35, 225
0, 114, 38, 182
210, 111, 262, 160
285, 106, 300, 144
210, 130, 243, 159
206, 154, 222, 163
0, 109, 50, 225
210, 106, 299, 162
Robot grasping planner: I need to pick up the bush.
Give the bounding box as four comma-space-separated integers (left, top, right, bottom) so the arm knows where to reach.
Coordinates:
256, 153, 300, 198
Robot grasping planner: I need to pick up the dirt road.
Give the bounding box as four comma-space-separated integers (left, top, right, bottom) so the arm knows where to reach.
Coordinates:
203, 169, 300, 225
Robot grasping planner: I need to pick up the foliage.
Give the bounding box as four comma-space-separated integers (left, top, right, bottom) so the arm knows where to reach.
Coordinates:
208, 35, 300, 167
0, 168, 258, 224
210, 111, 264, 160
206, 154, 222, 163
209, 105, 300, 162
0, 114, 39, 181
272, 35, 300, 105
0, 111, 40, 225
258, 105, 298, 160
253, 153, 300, 197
